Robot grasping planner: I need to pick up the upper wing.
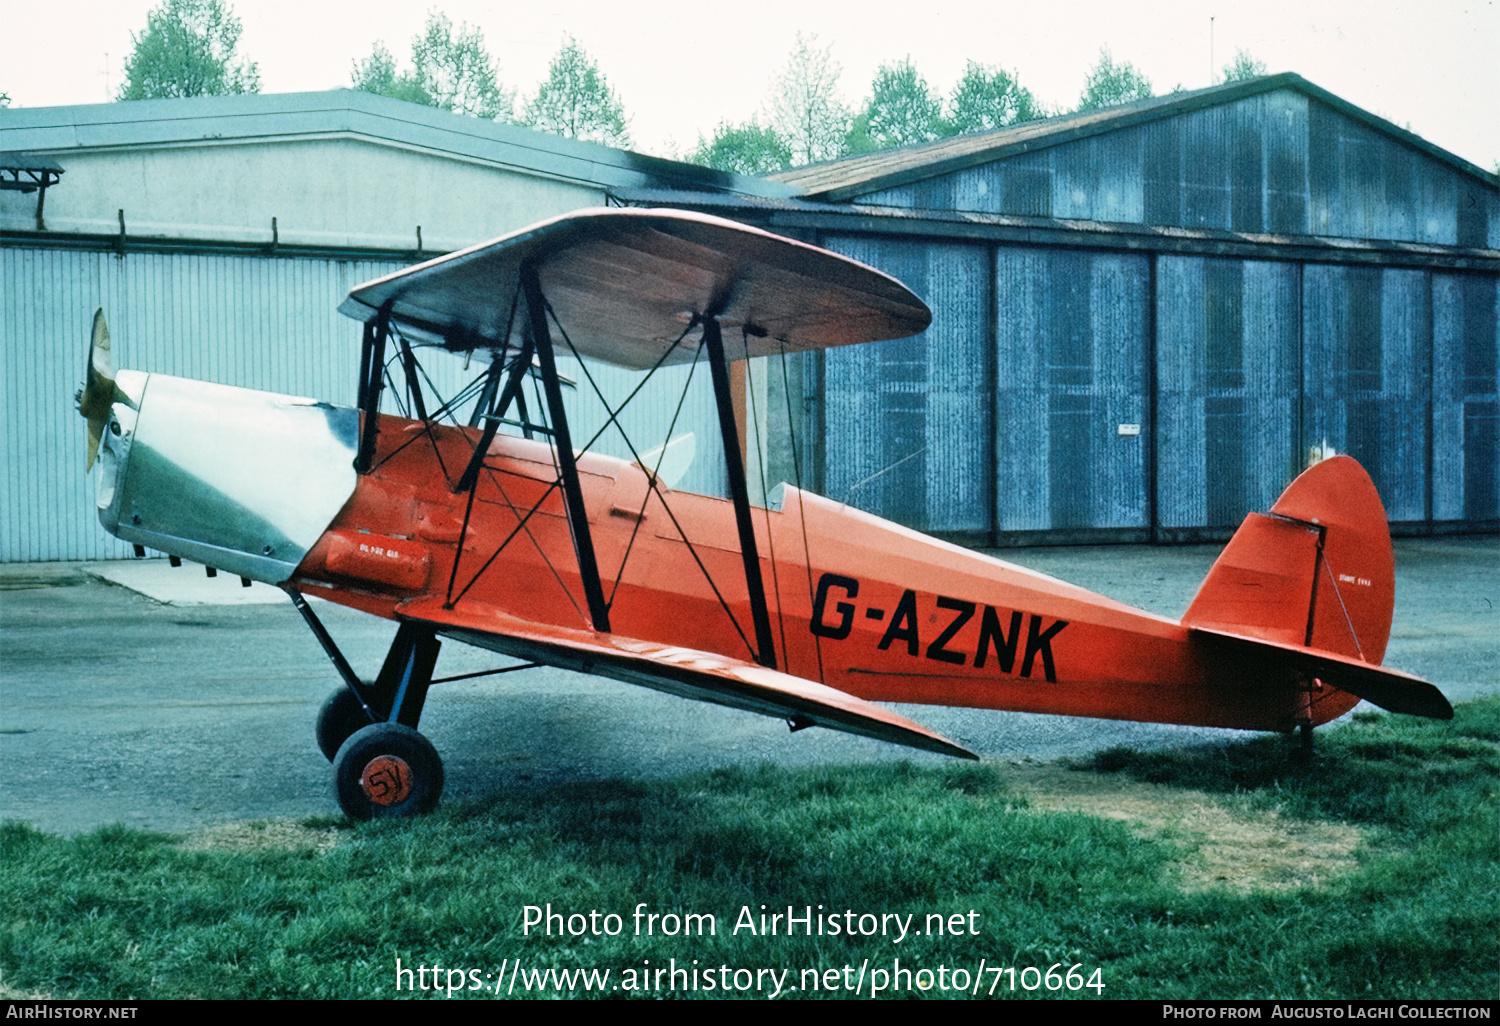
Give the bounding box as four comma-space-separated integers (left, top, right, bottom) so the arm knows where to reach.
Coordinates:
338, 208, 932, 370
397, 595, 975, 759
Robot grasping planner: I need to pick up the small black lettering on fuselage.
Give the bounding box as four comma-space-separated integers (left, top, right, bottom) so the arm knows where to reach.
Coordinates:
810, 573, 1067, 683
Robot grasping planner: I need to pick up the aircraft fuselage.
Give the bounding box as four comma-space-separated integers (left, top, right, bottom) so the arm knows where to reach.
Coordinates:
291, 414, 1357, 734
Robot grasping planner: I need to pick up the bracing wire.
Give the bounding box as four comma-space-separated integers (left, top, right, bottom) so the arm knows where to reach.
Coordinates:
451, 326, 692, 612
543, 308, 758, 661
1318, 554, 1366, 660
435, 299, 760, 662
607, 340, 705, 610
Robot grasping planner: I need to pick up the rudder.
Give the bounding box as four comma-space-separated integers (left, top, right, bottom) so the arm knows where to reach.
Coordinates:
1182, 455, 1395, 665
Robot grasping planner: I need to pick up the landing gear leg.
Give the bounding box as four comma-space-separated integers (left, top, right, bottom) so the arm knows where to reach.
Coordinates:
367, 621, 442, 730
288, 589, 447, 819
332, 622, 445, 819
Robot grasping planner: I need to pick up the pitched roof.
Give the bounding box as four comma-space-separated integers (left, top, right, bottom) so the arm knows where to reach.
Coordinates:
0, 89, 796, 200
769, 73, 1498, 202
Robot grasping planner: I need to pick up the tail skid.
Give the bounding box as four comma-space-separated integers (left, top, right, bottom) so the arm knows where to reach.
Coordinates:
1182, 456, 1451, 721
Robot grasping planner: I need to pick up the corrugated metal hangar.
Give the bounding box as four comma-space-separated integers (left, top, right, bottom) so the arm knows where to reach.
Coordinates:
624, 73, 1500, 545
3, 73, 1497, 562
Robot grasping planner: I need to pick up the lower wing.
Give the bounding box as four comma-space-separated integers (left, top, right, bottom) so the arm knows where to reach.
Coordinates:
397, 596, 976, 759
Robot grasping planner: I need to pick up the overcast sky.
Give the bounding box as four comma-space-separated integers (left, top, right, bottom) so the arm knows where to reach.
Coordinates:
2, 0, 1496, 172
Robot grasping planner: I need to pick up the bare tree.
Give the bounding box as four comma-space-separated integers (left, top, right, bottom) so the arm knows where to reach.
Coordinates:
766, 33, 851, 165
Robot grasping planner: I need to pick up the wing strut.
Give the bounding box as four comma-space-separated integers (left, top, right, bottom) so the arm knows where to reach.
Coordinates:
454, 352, 508, 494
521, 262, 612, 634
454, 337, 538, 495
703, 316, 778, 671
354, 301, 392, 474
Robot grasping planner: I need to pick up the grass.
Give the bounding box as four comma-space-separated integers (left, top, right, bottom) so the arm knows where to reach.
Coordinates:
2, 698, 1496, 1000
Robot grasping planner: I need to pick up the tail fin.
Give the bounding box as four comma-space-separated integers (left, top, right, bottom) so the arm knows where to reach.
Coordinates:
1183, 456, 1451, 720
1183, 455, 1394, 661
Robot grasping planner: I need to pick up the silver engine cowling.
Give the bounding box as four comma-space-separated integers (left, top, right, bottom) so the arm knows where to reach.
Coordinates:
96, 372, 359, 584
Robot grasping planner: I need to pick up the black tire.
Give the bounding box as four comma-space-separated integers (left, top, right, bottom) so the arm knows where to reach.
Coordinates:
316, 686, 376, 762
333, 722, 444, 821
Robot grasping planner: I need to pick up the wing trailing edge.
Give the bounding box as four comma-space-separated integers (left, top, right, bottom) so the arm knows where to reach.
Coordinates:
397, 597, 976, 759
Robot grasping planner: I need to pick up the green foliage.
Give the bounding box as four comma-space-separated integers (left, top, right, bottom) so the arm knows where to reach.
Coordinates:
1220, 49, 1268, 84
116, 0, 258, 101
689, 120, 791, 175
842, 56, 1047, 156
767, 33, 851, 166
521, 36, 630, 147
1075, 47, 1152, 112
851, 58, 945, 152
351, 12, 511, 120
349, 43, 432, 107
947, 60, 1042, 135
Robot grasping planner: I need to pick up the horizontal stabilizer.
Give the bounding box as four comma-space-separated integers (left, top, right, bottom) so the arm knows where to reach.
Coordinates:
1190, 626, 1453, 720
398, 597, 976, 759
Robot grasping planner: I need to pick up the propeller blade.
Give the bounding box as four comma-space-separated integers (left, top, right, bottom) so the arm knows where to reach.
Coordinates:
77, 308, 117, 470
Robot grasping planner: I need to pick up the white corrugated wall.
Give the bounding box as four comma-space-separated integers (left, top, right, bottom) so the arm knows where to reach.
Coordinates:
1, 245, 728, 562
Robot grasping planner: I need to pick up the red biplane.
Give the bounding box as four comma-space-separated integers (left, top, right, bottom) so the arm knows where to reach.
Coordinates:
78, 208, 1452, 819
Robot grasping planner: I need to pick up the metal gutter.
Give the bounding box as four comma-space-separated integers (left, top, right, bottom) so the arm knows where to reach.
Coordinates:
0, 227, 435, 262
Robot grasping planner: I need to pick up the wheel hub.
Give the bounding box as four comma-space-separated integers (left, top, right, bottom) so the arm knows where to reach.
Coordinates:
360, 755, 413, 805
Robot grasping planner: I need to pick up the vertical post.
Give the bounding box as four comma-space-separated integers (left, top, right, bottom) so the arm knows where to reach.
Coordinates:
521, 263, 611, 634
703, 317, 778, 670
1147, 252, 1159, 544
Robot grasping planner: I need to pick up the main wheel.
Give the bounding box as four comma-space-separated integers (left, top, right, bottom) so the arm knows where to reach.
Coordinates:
316, 686, 376, 762
332, 722, 444, 821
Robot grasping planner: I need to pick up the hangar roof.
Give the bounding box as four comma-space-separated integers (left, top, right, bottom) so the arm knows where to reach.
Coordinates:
0, 89, 794, 200
770, 74, 1499, 203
